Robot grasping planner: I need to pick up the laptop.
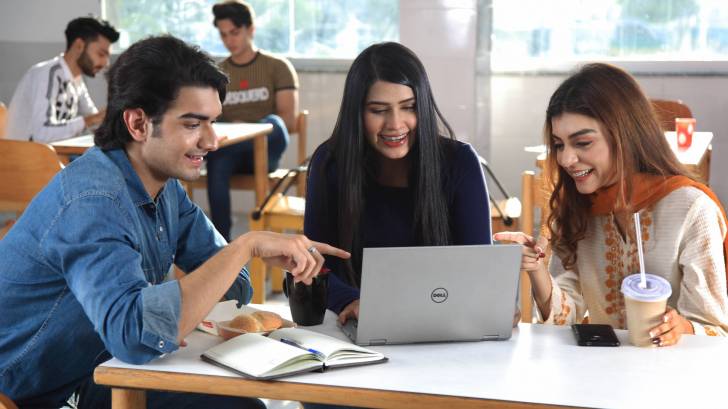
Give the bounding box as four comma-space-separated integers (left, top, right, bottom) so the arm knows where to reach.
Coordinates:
339, 244, 522, 346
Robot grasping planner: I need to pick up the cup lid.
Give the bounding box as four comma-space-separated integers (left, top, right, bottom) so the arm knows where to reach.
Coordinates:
620, 274, 672, 302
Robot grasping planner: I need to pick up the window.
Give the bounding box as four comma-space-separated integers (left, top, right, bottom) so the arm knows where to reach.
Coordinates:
103, 0, 398, 58
492, 0, 728, 72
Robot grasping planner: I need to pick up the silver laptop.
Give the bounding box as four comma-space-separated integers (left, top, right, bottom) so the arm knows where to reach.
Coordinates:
339, 244, 522, 346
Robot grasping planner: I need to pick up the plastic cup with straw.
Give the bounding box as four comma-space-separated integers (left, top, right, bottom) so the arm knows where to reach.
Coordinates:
620, 212, 672, 346
633, 213, 647, 289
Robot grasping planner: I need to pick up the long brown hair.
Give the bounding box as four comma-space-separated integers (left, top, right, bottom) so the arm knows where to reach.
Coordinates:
544, 63, 695, 270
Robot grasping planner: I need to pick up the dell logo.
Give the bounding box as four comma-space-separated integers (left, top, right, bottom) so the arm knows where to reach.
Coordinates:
431, 288, 448, 303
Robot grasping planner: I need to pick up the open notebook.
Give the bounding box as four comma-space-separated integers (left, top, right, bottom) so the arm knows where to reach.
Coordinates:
201, 327, 387, 380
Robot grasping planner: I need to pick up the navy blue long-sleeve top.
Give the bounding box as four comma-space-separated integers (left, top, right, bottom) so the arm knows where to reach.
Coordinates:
304, 139, 492, 313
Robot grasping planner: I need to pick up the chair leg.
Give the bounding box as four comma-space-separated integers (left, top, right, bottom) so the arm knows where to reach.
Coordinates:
248, 214, 267, 304
183, 181, 194, 201
250, 257, 267, 304
519, 271, 533, 323
271, 266, 284, 293
112, 388, 146, 409
270, 227, 285, 293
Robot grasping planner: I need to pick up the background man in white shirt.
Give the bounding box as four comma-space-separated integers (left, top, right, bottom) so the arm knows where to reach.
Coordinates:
6, 16, 119, 142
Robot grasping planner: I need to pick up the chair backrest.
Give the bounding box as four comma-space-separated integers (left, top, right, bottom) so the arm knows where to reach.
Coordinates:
0, 102, 7, 139
651, 99, 693, 132
0, 140, 64, 214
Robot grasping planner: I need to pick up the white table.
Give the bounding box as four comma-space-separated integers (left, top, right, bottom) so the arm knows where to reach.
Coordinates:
49, 122, 272, 163
95, 303, 728, 408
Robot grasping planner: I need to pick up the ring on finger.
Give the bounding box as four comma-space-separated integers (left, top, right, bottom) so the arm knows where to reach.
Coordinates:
307, 245, 318, 254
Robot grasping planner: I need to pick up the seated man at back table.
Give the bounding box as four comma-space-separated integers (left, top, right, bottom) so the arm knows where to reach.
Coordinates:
6, 16, 118, 142
0, 35, 349, 409
209, 0, 300, 241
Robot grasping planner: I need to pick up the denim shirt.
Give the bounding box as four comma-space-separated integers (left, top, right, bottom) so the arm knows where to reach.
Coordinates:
0, 147, 252, 406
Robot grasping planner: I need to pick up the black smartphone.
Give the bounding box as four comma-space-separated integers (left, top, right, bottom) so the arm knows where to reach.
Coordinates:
572, 324, 620, 347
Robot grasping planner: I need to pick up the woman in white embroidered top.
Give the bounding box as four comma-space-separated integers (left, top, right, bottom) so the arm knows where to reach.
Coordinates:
495, 63, 728, 346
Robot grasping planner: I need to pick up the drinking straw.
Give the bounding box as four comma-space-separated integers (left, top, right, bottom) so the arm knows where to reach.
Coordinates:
633, 213, 647, 289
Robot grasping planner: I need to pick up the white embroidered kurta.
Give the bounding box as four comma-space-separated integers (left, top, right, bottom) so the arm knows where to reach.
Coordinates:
540, 186, 728, 336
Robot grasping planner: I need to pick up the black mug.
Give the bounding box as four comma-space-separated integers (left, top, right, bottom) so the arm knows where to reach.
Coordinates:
283, 271, 328, 326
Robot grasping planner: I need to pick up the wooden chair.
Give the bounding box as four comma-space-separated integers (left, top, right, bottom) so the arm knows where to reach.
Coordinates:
187, 110, 309, 206
0, 220, 14, 240
519, 170, 551, 323
0, 140, 64, 239
247, 152, 309, 302
651, 99, 693, 132
650, 99, 712, 182
0, 101, 7, 139
248, 192, 305, 304
0, 393, 18, 409
245, 159, 307, 303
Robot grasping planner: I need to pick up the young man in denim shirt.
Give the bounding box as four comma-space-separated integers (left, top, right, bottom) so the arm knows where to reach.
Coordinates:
0, 35, 348, 409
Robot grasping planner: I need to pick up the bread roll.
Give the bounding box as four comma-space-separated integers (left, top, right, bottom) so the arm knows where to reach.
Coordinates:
252, 311, 283, 331
229, 313, 263, 333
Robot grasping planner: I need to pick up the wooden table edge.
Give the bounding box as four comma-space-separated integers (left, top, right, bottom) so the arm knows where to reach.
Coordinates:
217, 123, 273, 148
94, 366, 576, 409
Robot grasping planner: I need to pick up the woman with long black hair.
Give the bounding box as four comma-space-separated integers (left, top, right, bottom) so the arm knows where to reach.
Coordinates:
304, 42, 492, 324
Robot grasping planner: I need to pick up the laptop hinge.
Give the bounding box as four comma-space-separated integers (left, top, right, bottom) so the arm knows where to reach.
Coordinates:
481, 335, 500, 340
368, 339, 387, 346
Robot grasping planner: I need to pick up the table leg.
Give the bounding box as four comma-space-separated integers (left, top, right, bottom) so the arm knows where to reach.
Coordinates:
253, 134, 269, 208
111, 388, 146, 409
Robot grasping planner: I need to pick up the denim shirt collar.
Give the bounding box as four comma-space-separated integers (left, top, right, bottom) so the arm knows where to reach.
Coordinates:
105, 148, 160, 206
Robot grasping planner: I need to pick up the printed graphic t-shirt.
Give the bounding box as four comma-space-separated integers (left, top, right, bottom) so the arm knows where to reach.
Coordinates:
219, 50, 298, 123
6, 54, 97, 142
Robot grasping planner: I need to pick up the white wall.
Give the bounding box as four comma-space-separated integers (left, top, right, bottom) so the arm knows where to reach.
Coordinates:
0, 0, 100, 42
399, 0, 478, 144
3, 0, 727, 207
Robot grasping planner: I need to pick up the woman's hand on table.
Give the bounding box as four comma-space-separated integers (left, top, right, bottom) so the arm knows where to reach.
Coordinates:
337, 299, 360, 325
649, 307, 694, 347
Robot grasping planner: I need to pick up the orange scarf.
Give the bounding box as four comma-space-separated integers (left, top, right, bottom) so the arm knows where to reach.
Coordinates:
591, 173, 728, 283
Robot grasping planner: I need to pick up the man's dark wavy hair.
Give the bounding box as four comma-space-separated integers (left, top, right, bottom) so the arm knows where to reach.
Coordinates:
65, 16, 119, 50
94, 35, 228, 150
212, 0, 255, 28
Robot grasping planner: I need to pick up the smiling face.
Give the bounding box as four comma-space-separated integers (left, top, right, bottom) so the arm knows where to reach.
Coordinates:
363, 80, 417, 161
134, 86, 222, 193
551, 112, 616, 194
215, 18, 253, 58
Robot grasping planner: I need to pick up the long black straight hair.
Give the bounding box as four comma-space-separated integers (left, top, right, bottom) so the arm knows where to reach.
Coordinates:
322, 42, 456, 285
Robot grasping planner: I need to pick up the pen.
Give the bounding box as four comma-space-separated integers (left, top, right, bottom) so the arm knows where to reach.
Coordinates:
279, 338, 325, 359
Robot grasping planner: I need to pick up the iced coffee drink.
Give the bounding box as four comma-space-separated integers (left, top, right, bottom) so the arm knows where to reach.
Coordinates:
621, 274, 672, 347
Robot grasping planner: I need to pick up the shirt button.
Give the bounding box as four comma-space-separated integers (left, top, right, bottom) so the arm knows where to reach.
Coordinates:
159, 226, 164, 232
158, 340, 165, 349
